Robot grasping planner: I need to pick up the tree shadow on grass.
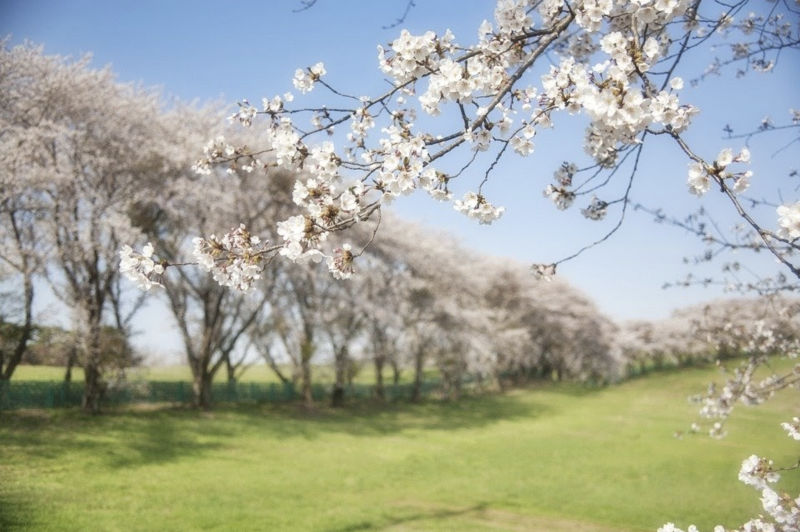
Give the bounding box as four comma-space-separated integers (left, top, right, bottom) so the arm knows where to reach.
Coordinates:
0, 391, 550, 470
519, 380, 608, 398
0, 407, 229, 469
329, 500, 624, 532
0, 490, 40, 532
328, 502, 491, 532
102, 412, 229, 468
219, 390, 553, 440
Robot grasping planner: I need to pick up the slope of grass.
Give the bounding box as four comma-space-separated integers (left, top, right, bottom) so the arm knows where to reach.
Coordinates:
1, 365, 798, 531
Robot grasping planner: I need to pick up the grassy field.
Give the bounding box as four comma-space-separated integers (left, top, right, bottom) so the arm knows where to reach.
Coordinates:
11, 364, 286, 383
10, 363, 425, 385
2, 364, 798, 531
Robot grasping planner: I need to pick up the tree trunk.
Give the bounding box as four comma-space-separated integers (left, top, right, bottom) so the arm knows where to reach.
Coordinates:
64, 346, 77, 383
452, 375, 462, 400
82, 311, 103, 414
346, 360, 356, 388
411, 348, 424, 402
391, 358, 401, 386
262, 349, 290, 385
0, 273, 34, 381
300, 338, 314, 408
1, 213, 36, 381
331, 346, 347, 408
225, 357, 237, 384
495, 369, 507, 392
192, 369, 213, 410
82, 361, 103, 414
373, 355, 385, 400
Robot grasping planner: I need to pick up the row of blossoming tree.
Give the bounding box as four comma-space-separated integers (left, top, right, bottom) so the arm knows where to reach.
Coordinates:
5, 40, 790, 413
0, 40, 625, 412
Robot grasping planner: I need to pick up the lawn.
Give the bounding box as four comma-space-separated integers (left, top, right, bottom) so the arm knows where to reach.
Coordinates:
10, 363, 429, 385
1, 364, 798, 531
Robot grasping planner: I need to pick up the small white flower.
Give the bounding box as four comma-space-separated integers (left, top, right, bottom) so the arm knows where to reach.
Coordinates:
781, 417, 800, 440
739, 454, 780, 490
119, 243, 164, 291
581, 195, 608, 221
716, 148, 734, 168
736, 147, 751, 163
643, 37, 660, 59
733, 171, 752, 194
454, 191, 504, 224
326, 243, 355, 279
777, 202, 800, 240
688, 162, 711, 196
292, 62, 326, 94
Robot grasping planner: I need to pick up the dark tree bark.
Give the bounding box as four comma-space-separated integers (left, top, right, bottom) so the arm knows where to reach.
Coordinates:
411, 347, 425, 402
260, 347, 290, 385
391, 358, 401, 386
192, 367, 214, 410
0, 211, 36, 382
63, 346, 77, 383
81, 299, 106, 415
373, 354, 385, 401
300, 338, 314, 408
331, 345, 348, 408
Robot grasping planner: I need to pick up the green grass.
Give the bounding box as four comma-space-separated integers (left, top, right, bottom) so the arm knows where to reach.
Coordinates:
11, 364, 275, 383
2, 365, 798, 531
10, 363, 429, 385
9, 365, 85, 382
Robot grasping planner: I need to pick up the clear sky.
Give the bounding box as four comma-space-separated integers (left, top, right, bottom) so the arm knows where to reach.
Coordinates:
2, 0, 799, 359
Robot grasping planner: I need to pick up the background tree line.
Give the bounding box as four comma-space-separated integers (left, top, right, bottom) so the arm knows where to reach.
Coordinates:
2, 42, 798, 413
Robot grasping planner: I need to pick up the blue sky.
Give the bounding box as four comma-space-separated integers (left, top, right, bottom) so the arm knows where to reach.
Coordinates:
3, 0, 799, 357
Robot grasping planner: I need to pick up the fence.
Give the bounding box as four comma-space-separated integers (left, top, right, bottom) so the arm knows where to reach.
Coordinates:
0, 378, 453, 410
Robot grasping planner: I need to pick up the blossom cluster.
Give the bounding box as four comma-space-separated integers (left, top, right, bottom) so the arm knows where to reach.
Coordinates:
119, 243, 164, 290
777, 202, 800, 241
192, 135, 261, 175
327, 243, 355, 280
739, 454, 780, 490
581, 195, 609, 221
687, 148, 752, 196
453, 192, 505, 224
192, 224, 268, 291
292, 62, 326, 94
377, 29, 454, 84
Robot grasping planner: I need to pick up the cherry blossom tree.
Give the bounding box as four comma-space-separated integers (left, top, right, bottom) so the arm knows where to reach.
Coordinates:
0, 42, 192, 412
0, 185, 41, 381
362, 217, 495, 397
617, 315, 709, 375
0, 41, 53, 381
134, 138, 292, 409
